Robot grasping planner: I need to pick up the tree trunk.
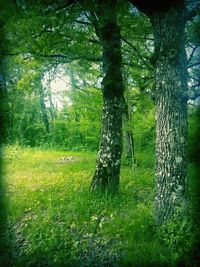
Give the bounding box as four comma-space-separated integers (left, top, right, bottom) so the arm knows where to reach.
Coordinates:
39, 85, 50, 134
0, 56, 7, 144
90, 1, 124, 192
150, 4, 188, 223
48, 85, 56, 121
123, 99, 134, 163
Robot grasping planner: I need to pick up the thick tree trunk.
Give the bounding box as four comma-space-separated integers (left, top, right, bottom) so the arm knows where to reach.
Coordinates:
150, 4, 188, 223
90, 1, 124, 192
90, 97, 123, 192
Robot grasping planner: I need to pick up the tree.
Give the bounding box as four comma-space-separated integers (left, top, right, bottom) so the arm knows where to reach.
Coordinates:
123, 98, 134, 163
37, 75, 50, 135
187, 14, 200, 103
0, 9, 8, 144
88, 0, 125, 192
0, 54, 6, 143
129, 0, 198, 223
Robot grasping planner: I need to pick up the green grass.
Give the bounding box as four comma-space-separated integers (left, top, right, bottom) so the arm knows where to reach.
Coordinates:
0, 145, 199, 266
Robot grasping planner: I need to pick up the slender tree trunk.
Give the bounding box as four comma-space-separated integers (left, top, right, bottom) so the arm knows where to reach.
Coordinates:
18, 102, 27, 141
38, 85, 50, 134
48, 85, 56, 121
0, 58, 8, 144
90, 1, 124, 192
9, 100, 14, 142
150, 4, 188, 223
123, 99, 134, 163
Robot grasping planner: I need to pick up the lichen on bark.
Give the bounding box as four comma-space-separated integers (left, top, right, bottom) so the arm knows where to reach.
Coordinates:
150, 2, 188, 224
90, 0, 124, 193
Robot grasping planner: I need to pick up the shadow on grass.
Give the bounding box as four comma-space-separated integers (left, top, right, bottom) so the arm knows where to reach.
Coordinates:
0, 60, 11, 265
185, 107, 200, 266
191, 108, 200, 263
0, 147, 10, 266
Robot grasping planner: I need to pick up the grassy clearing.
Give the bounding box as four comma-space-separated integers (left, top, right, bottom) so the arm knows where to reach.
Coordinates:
0, 145, 199, 266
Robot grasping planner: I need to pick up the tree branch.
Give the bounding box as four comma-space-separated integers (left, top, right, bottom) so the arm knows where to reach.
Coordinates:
0, 50, 101, 63
122, 38, 153, 70
191, 82, 200, 88
74, 19, 92, 26
0, 51, 20, 56
188, 61, 200, 69
185, 3, 200, 21
187, 44, 200, 63
86, 11, 100, 39
188, 88, 200, 100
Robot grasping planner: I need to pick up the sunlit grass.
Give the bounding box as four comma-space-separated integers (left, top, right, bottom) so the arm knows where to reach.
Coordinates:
1, 145, 198, 266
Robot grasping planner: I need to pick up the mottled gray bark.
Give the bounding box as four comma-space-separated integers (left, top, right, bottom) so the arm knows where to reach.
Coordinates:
90, 97, 123, 192
150, 3, 188, 223
90, 1, 124, 192
129, 0, 189, 223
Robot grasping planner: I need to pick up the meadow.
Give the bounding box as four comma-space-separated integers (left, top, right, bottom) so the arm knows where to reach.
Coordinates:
0, 145, 199, 267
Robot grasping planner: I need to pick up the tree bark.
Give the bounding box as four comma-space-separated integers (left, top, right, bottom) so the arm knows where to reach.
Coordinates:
150, 4, 188, 224
129, 0, 189, 223
90, 1, 124, 192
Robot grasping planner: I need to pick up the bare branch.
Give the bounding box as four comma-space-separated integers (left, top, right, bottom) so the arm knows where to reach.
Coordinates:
0, 50, 101, 63
188, 61, 200, 69
55, 75, 70, 85
0, 51, 20, 56
187, 44, 200, 63
85, 11, 100, 38
188, 88, 200, 100
191, 82, 200, 88
185, 4, 200, 21
74, 19, 92, 26
188, 102, 199, 107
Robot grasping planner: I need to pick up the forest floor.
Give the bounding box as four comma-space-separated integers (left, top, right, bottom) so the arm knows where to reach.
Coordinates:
0, 145, 199, 267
